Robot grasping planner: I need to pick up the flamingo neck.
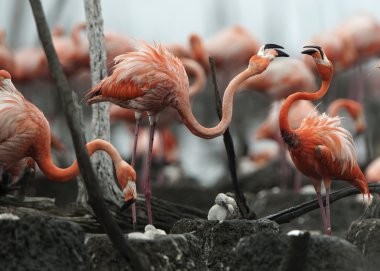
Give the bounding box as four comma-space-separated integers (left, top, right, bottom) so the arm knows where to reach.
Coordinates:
279, 79, 331, 139
182, 59, 206, 97
178, 68, 255, 139
36, 139, 122, 181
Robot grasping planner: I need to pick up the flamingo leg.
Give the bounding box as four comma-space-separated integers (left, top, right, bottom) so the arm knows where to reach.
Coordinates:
324, 178, 332, 236
144, 113, 157, 225
131, 112, 141, 229
312, 179, 328, 234
316, 191, 329, 235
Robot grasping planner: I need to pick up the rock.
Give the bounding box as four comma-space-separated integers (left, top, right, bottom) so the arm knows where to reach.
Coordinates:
252, 190, 366, 237
0, 214, 90, 270
85, 233, 206, 271
171, 218, 279, 270
345, 219, 380, 271
233, 232, 368, 271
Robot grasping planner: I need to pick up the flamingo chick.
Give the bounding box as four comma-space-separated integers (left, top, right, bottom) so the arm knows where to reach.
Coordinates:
207, 193, 238, 221
85, 42, 288, 225
279, 46, 370, 236
0, 70, 136, 206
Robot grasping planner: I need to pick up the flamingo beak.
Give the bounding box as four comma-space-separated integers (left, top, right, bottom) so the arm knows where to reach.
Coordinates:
302, 45, 323, 57
264, 44, 289, 57
121, 177, 137, 210
301, 49, 317, 55
122, 198, 136, 210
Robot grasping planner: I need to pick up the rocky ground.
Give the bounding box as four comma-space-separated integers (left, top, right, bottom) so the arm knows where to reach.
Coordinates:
0, 159, 378, 271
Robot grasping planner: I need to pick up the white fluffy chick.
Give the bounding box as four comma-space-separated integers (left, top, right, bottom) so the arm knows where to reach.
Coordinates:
207, 193, 238, 221
127, 224, 167, 240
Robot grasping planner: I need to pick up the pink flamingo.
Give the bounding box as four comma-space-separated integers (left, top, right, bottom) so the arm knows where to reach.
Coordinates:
0, 70, 136, 205
279, 46, 369, 235
85, 42, 288, 225
0, 30, 15, 74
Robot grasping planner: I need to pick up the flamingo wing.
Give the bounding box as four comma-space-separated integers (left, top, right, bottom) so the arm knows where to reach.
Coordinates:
85, 42, 188, 108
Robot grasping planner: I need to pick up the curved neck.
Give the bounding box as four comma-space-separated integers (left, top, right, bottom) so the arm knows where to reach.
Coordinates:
182, 58, 206, 97
279, 80, 331, 135
327, 99, 354, 118
36, 139, 122, 181
178, 68, 255, 139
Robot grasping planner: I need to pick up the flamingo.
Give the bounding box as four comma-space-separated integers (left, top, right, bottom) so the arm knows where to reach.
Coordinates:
0, 70, 136, 205
327, 99, 366, 135
52, 23, 89, 74
279, 46, 370, 235
189, 25, 261, 75
365, 157, 380, 183
85, 42, 288, 225
13, 46, 48, 82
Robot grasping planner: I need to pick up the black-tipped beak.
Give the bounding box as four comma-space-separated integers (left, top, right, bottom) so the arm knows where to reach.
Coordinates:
121, 198, 136, 210
264, 44, 284, 50
301, 49, 317, 55
275, 49, 289, 57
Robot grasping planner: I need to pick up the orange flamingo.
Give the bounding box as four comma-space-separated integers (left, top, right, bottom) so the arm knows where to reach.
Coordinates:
85, 42, 288, 224
279, 46, 370, 235
0, 70, 136, 205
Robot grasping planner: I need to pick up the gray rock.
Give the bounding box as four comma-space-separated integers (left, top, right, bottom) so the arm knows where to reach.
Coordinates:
233, 232, 368, 271
345, 219, 380, 271
0, 215, 90, 271
171, 218, 279, 270
85, 233, 206, 271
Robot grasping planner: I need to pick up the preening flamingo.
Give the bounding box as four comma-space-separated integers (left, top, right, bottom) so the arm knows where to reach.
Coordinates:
0, 70, 136, 205
279, 46, 370, 235
85, 42, 288, 225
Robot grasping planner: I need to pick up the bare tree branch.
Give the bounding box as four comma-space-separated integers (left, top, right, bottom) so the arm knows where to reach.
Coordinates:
264, 183, 380, 224
83, 0, 122, 205
209, 57, 252, 219
28, 1, 147, 269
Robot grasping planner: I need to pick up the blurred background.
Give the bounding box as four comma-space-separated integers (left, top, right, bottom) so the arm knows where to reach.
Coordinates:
1, 0, 380, 190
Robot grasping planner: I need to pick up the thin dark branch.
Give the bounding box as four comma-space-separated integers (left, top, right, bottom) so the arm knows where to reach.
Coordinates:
28, 1, 147, 270
264, 183, 380, 224
208, 57, 253, 219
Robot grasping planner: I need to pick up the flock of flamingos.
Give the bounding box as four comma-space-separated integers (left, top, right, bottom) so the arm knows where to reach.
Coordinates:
1, 12, 380, 236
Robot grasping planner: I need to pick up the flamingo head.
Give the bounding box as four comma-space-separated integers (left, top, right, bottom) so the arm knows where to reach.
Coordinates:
0, 70, 11, 80
302, 45, 333, 81
249, 44, 288, 73
116, 161, 137, 209
189, 33, 209, 73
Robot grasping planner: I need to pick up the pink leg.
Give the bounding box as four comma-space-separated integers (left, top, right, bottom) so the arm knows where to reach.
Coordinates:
131, 112, 141, 228
316, 191, 329, 234
324, 178, 332, 236
144, 114, 157, 225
